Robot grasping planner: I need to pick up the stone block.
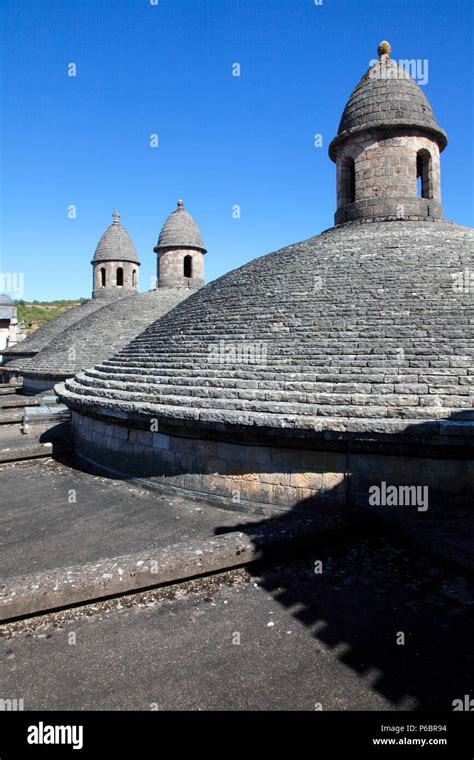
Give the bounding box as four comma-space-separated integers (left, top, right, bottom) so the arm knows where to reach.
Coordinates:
289, 472, 323, 489
152, 433, 170, 450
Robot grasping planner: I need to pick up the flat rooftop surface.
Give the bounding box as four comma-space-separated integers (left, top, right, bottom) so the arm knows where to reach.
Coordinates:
1, 447, 471, 579
0, 424, 31, 450
0, 420, 69, 452
1, 537, 473, 711
0, 457, 261, 577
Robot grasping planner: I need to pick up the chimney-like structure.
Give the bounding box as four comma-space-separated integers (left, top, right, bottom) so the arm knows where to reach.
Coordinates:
154, 200, 206, 289
328, 41, 447, 225
92, 211, 140, 298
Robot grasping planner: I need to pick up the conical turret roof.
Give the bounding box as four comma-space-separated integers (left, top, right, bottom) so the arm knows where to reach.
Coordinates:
154, 200, 207, 253
92, 211, 140, 264
329, 42, 447, 160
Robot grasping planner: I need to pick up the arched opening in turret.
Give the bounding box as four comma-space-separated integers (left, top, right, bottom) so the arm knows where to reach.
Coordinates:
100, 268, 106, 287
184, 255, 193, 279
349, 160, 356, 203
132, 269, 137, 288
116, 267, 124, 287
339, 156, 356, 207
416, 149, 432, 199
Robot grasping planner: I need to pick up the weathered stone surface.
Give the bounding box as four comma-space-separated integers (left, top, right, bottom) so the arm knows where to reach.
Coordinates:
60, 408, 474, 509
58, 220, 473, 428
154, 200, 206, 253
92, 211, 140, 298
0, 506, 370, 621
93, 212, 139, 264
329, 57, 447, 158
10, 289, 190, 390
330, 53, 447, 224
2, 213, 142, 363
52, 43, 474, 513
154, 201, 206, 289
0, 299, 108, 362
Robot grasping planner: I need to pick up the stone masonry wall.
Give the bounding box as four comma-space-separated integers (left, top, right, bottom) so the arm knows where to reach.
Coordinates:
93, 261, 138, 297
336, 131, 442, 224
158, 249, 205, 289
22, 375, 59, 395
72, 412, 473, 511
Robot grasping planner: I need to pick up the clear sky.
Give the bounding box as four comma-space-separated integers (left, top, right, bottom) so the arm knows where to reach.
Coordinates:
1, 0, 472, 301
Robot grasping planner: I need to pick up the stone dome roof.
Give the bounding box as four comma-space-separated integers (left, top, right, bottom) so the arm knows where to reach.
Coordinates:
92, 211, 140, 264
59, 220, 474, 435
154, 200, 207, 253
0, 299, 108, 360
10, 289, 189, 381
0, 294, 14, 306
329, 45, 447, 161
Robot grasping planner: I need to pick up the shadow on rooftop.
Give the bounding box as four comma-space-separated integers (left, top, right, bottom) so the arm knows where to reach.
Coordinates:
41, 408, 474, 711
212, 484, 474, 712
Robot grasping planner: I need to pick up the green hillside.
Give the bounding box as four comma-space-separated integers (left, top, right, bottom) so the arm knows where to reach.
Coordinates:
16, 299, 90, 333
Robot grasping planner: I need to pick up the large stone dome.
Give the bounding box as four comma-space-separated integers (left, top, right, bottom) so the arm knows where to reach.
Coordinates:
57, 42, 473, 512
154, 200, 207, 253
59, 219, 473, 433
329, 52, 447, 161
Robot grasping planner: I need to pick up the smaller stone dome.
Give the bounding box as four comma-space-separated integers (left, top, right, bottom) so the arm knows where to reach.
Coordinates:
329, 43, 447, 160
92, 211, 140, 264
0, 294, 14, 306
154, 200, 207, 253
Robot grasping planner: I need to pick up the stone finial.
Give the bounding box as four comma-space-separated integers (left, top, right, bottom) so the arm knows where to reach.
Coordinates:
112, 210, 120, 224
377, 40, 391, 58
177, 199, 184, 209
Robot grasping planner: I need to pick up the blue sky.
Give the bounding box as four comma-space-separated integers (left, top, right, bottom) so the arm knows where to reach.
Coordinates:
1, 0, 472, 301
